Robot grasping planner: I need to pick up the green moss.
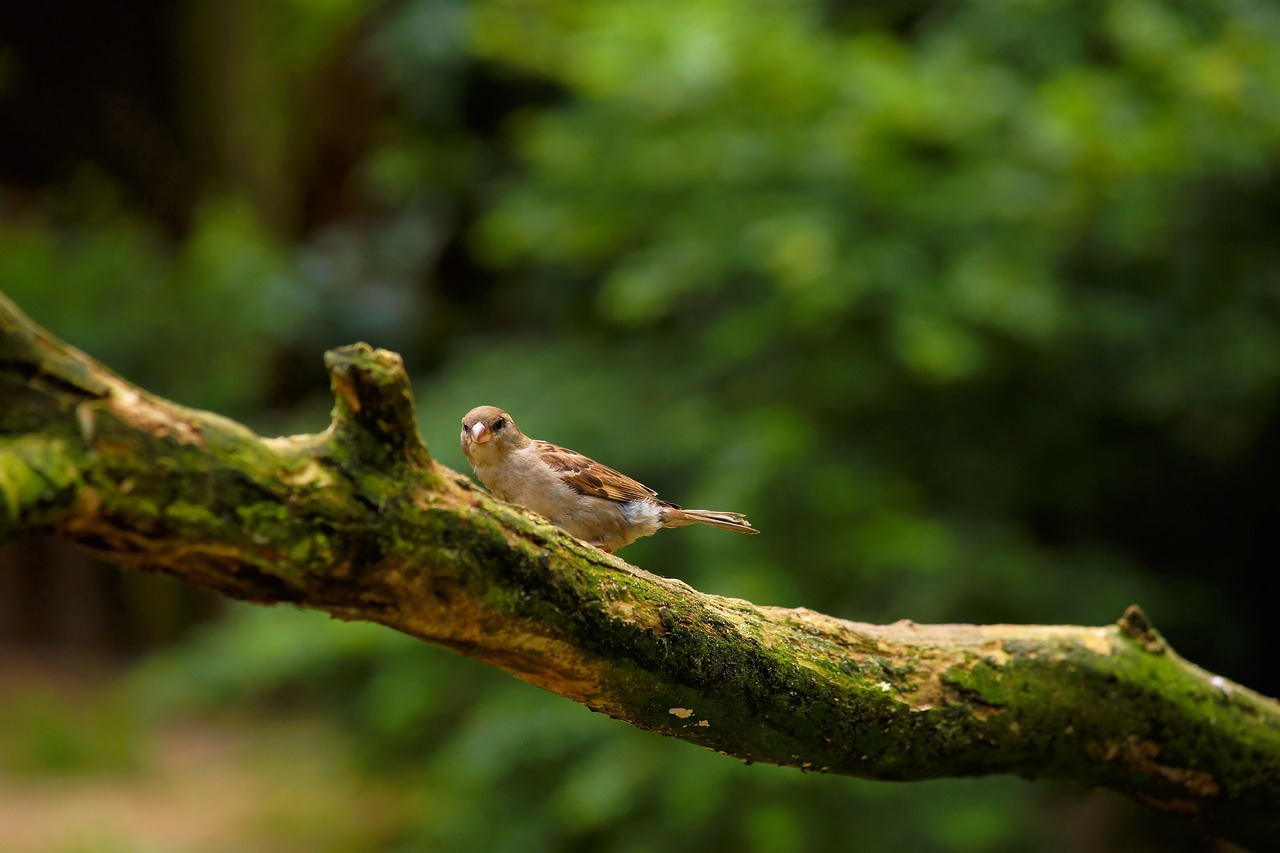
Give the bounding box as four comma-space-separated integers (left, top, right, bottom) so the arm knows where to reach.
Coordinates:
0, 435, 82, 534
166, 501, 221, 528
0, 440, 49, 529
286, 532, 334, 566
943, 658, 1013, 707
561, 579, 927, 773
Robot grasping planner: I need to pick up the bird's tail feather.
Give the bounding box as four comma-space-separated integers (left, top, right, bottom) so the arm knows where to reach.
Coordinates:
666, 508, 759, 534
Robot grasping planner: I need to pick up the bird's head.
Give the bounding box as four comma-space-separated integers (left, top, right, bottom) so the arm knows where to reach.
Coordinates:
460, 405, 524, 458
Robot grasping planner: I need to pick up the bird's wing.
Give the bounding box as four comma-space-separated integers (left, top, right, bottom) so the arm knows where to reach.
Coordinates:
532, 441, 661, 504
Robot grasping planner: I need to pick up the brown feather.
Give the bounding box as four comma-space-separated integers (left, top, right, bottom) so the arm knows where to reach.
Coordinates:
532, 440, 661, 504
665, 508, 759, 534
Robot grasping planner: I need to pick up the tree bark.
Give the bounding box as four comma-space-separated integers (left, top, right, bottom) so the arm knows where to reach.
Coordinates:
1, 291, 1276, 850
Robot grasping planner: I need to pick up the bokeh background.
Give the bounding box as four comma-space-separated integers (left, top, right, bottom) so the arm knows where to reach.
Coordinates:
2, 0, 1278, 849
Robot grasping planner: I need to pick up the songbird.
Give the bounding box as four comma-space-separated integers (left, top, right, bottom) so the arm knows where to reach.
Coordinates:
460, 405, 759, 552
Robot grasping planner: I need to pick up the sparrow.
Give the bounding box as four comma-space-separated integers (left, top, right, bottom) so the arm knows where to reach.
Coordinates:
460, 405, 759, 553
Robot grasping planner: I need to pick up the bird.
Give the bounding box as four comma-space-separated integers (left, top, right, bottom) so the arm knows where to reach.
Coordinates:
460, 405, 759, 553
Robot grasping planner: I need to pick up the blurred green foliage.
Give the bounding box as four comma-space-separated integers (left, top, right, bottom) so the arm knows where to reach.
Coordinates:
0, 689, 141, 777
4, 0, 1279, 848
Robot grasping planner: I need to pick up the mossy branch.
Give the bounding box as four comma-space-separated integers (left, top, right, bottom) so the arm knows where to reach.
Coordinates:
1, 290, 1276, 850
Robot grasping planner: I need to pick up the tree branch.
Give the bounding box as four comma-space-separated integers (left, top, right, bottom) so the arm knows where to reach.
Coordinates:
1, 291, 1276, 849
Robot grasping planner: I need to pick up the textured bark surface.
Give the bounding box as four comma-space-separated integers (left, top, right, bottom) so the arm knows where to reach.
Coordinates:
1, 291, 1276, 849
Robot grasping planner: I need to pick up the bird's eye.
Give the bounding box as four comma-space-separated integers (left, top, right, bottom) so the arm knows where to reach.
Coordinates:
492, 418, 506, 431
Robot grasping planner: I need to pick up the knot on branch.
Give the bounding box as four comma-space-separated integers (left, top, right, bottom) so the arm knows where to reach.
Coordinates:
325, 343, 431, 471
1117, 605, 1167, 654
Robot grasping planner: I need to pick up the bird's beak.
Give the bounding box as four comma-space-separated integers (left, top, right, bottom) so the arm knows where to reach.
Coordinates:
470, 421, 492, 444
